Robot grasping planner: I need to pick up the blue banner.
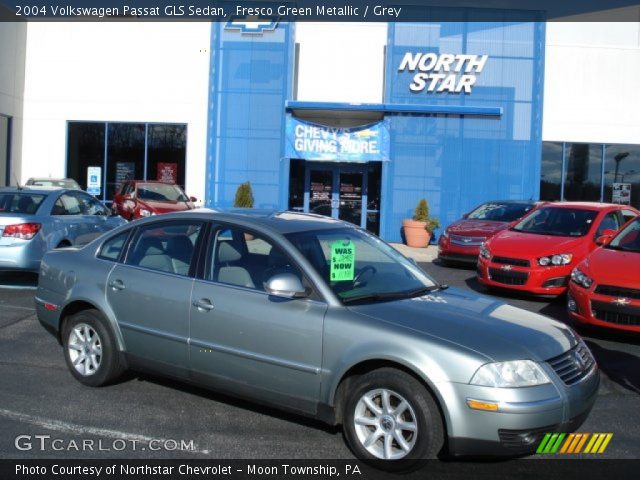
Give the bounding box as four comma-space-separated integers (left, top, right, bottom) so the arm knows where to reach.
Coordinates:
285, 117, 389, 162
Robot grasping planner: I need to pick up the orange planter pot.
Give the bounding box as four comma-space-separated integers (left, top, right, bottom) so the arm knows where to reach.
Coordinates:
402, 219, 432, 248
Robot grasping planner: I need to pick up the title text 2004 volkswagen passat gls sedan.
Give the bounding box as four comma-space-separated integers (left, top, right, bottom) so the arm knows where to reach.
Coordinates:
36, 210, 599, 468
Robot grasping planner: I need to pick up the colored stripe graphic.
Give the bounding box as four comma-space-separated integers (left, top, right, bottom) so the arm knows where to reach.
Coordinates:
538, 433, 613, 454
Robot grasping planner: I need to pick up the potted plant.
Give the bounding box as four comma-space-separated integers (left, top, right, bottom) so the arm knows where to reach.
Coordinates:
233, 181, 254, 209
402, 199, 440, 247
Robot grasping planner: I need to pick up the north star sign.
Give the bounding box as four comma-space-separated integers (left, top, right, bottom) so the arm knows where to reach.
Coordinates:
398, 53, 489, 94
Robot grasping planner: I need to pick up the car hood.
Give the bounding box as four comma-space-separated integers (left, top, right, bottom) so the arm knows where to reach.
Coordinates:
139, 200, 194, 213
348, 287, 576, 362
583, 247, 640, 288
488, 230, 584, 256
447, 219, 509, 237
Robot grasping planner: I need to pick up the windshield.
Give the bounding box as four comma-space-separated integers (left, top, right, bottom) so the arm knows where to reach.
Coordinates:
512, 207, 598, 237
0, 193, 46, 214
607, 217, 640, 253
137, 184, 188, 202
467, 202, 534, 222
285, 228, 438, 304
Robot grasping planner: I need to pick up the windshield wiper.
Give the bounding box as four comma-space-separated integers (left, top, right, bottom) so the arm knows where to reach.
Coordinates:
342, 285, 448, 305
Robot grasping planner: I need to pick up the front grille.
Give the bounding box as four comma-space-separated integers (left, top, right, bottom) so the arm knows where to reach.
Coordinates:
440, 253, 478, 263
594, 285, 640, 300
591, 300, 640, 326
488, 268, 529, 286
492, 256, 530, 267
450, 235, 485, 247
547, 343, 596, 386
499, 425, 556, 451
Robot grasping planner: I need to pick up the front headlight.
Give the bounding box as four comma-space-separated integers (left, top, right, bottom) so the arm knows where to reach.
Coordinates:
479, 244, 491, 259
470, 360, 550, 387
538, 253, 572, 266
571, 267, 593, 289
442, 229, 449, 239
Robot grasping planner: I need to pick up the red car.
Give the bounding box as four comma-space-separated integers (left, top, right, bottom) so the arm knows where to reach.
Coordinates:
438, 200, 538, 265
112, 181, 197, 221
477, 202, 639, 295
568, 215, 640, 333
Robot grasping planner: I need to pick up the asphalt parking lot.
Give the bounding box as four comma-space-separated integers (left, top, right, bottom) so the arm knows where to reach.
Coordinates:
0, 263, 638, 460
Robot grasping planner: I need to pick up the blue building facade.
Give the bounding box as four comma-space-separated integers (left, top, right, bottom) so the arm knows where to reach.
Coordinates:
206, 10, 545, 242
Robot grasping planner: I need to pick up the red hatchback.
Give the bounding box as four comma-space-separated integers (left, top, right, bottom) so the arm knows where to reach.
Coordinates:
438, 200, 538, 265
112, 181, 197, 221
477, 202, 639, 296
568, 216, 640, 333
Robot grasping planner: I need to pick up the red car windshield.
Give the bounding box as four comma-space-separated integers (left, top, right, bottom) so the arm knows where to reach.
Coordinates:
467, 202, 534, 222
512, 207, 598, 237
607, 218, 640, 253
137, 184, 188, 202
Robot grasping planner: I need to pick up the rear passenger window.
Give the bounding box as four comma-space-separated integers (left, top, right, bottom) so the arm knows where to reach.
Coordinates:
126, 222, 203, 276
98, 232, 129, 262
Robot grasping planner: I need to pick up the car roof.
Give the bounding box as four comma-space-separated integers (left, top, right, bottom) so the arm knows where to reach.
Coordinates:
0, 186, 65, 194
541, 201, 631, 210
28, 177, 76, 181
479, 200, 537, 205
149, 208, 355, 234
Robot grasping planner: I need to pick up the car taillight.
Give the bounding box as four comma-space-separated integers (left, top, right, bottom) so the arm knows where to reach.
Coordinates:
2, 223, 42, 240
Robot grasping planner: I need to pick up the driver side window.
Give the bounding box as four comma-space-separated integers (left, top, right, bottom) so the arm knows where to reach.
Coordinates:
207, 227, 302, 292
596, 212, 620, 237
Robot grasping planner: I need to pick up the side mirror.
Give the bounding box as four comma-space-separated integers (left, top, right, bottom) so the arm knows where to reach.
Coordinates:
263, 273, 308, 299
190, 196, 198, 203
595, 229, 616, 245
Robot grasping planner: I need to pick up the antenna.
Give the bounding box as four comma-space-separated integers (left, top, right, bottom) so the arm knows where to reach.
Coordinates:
13, 173, 22, 190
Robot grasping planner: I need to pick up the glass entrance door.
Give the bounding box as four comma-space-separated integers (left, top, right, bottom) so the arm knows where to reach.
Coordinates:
304, 164, 368, 229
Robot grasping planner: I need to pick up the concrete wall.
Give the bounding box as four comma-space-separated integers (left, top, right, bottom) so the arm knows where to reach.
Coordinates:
543, 18, 640, 144
20, 22, 211, 200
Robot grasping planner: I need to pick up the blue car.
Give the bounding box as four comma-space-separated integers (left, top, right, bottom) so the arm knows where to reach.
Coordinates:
0, 187, 126, 272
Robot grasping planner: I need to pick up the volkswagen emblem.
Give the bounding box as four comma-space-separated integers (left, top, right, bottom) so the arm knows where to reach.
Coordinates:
573, 351, 586, 370
501, 265, 513, 271
612, 298, 631, 306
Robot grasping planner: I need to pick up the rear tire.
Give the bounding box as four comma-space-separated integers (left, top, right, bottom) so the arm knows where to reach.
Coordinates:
62, 309, 124, 387
342, 368, 444, 471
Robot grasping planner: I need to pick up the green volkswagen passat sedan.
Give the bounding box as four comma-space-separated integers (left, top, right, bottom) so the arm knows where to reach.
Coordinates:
36, 210, 599, 468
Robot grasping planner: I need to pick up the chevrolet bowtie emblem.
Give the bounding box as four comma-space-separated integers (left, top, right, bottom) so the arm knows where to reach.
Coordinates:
613, 298, 631, 306
501, 265, 513, 271
463, 238, 472, 243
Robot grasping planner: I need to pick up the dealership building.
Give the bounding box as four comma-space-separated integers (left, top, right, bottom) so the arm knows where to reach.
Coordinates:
1, 8, 639, 241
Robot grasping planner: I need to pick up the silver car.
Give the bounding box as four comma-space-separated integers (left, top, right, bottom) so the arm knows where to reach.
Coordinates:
0, 187, 126, 272
36, 210, 599, 468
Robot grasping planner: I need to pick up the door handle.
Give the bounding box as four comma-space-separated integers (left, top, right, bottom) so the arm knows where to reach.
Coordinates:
192, 298, 214, 312
109, 279, 125, 291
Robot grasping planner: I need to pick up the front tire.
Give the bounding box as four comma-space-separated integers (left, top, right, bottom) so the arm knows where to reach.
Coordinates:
62, 309, 124, 387
342, 368, 444, 470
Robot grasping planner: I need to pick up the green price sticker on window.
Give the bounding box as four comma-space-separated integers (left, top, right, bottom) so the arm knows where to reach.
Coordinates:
330, 240, 356, 282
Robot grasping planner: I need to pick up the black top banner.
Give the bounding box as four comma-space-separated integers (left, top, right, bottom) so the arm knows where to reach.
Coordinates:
1, 0, 639, 22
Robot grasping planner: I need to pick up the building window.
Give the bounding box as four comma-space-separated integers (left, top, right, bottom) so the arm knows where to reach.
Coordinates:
604, 144, 640, 208
540, 142, 640, 210
563, 143, 603, 202
66, 121, 187, 201
540, 142, 563, 202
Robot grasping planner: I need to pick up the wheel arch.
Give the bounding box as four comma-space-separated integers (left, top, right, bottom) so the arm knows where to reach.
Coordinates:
58, 299, 126, 351
330, 357, 452, 438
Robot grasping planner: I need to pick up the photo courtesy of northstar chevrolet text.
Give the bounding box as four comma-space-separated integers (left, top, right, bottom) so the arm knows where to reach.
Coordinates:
0, 0, 639, 478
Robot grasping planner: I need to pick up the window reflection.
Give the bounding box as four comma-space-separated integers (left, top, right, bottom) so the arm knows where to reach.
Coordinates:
604, 145, 640, 209
107, 123, 145, 200
563, 143, 602, 202
67, 122, 105, 192
540, 142, 563, 201
147, 124, 187, 189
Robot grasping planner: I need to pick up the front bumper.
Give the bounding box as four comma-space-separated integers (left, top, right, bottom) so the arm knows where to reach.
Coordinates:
438, 237, 482, 264
568, 282, 640, 333
441, 362, 600, 457
477, 256, 570, 295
